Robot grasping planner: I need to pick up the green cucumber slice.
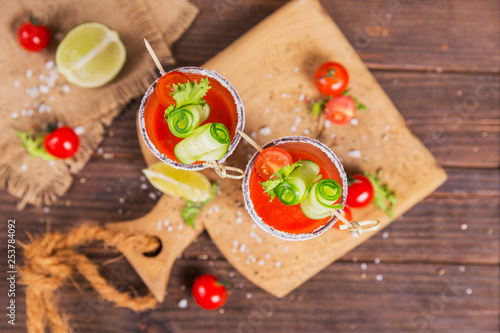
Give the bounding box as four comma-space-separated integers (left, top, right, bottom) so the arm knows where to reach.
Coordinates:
275, 160, 319, 205
300, 178, 343, 220
174, 123, 230, 164
167, 104, 210, 138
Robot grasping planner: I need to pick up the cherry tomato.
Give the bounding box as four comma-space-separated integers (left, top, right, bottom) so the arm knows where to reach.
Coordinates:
346, 175, 374, 208
43, 127, 79, 159
253, 147, 293, 181
334, 206, 352, 229
17, 19, 50, 52
314, 62, 349, 97
156, 71, 189, 107
192, 274, 228, 310
324, 95, 355, 125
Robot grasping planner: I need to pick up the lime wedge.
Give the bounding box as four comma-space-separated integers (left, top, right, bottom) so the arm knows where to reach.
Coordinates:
143, 162, 212, 202
56, 22, 126, 88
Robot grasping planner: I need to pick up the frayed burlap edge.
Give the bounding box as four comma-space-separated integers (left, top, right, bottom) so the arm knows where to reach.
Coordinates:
0, 0, 179, 210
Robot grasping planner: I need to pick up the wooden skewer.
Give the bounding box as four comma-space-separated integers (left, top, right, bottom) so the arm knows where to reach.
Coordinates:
237, 129, 263, 153
144, 38, 165, 76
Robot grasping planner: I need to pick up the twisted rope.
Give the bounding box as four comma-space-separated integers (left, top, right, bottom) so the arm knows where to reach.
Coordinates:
20, 223, 160, 333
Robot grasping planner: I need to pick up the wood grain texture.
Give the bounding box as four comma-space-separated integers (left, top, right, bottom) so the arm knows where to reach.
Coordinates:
0, 0, 498, 332
199, 0, 446, 298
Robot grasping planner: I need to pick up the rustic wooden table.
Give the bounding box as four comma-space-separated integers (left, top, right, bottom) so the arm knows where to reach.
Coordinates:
1, 1, 499, 332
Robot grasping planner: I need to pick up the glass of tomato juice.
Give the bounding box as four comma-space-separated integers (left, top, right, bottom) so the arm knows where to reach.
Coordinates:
242, 136, 348, 241
138, 67, 245, 170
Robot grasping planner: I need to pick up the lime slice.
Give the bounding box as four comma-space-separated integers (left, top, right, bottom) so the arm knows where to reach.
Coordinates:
143, 162, 212, 202
56, 22, 126, 88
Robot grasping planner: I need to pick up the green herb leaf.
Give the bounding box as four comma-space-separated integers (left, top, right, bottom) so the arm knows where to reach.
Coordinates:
365, 171, 397, 219
312, 99, 328, 116
352, 96, 367, 111
260, 161, 302, 201
16, 130, 55, 161
181, 182, 218, 229
342, 89, 367, 111
165, 78, 211, 117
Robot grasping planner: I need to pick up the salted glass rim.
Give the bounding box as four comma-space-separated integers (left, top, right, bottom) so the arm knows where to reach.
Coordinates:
138, 66, 245, 171
242, 136, 348, 241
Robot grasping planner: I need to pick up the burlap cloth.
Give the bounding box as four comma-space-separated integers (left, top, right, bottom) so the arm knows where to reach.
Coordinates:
0, 0, 198, 209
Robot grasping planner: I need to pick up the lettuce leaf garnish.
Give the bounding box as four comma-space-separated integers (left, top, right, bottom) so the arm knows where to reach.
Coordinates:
165, 78, 211, 116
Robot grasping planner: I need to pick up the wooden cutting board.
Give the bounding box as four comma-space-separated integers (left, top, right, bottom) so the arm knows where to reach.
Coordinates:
199, 0, 447, 298
110, 0, 446, 301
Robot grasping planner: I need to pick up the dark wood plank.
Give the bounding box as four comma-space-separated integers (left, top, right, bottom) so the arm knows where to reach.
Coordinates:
176, 0, 500, 73
1, 258, 498, 333
373, 71, 500, 168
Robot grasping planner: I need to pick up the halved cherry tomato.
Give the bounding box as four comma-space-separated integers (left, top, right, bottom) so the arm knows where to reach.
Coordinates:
314, 62, 349, 97
324, 95, 355, 125
334, 206, 352, 229
346, 175, 374, 208
192, 274, 228, 310
43, 126, 79, 158
17, 18, 50, 52
155, 71, 189, 107
253, 147, 292, 181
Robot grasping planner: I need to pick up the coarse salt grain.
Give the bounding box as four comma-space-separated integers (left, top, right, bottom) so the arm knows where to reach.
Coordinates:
236, 217, 243, 224
465, 288, 472, 295
249, 230, 263, 243
45, 60, 55, 70
13, 80, 20, 87
303, 129, 310, 135
26, 70, 33, 78
284, 246, 289, 253
240, 244, 246, 252
459, 266, 466, 272
375, 274, 383, 282
259, 127, 271, 136
374, 258, 381, 264
43, 207, 50, 213
385, 124, 391, 131
267, 73, 272, 79
382, 231, 389, 239
350, 118, 358, 126
324, 119, 331, 129
265, 253, 271, 259
62, 84, 71, 94
178, 299, 188, 308
148, 192, 157, 200
237, 210, 242, 216
290, 126, 297, 132
39, 85, 49, 94
229, 272, 235, 278
140, 183, 148, 190
156, 221, 162, 231
74, 126, 85, 135
258, 259, 265, 266
347, 150, 361, 158
299, 93, 305, 101
275, 261, 282, 268
293, 66, 299, 72
20, 164, 28, 171
246, 293, 252, 299
360, 263, 367, 270
167, 226, 173, 232
295, 115, 301, 125
11, 112, 18, 119
178, 224, 183, 230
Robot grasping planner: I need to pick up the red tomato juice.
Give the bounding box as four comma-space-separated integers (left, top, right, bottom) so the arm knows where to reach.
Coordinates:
249, 148, 343, 234
143, 73, 237, 163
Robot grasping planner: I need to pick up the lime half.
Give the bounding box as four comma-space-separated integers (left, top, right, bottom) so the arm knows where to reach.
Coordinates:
56, 22, 126, 88
143, 162, 212, 202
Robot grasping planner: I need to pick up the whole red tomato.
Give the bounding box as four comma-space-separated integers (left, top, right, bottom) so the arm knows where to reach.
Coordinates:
314, 62, 349, 97
346, 175, 374, 208
17, 18, 50, 52
43, 127, 79, 159
324, 95, 355, 124
253, 147, 292, 181
192, 274, 228, 310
